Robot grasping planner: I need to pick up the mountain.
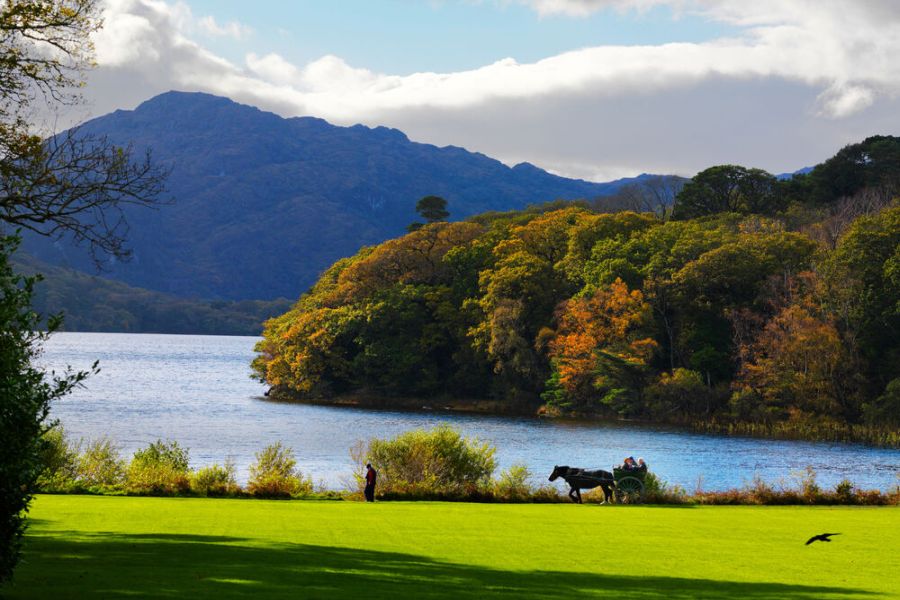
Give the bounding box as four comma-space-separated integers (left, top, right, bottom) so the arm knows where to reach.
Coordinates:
21, 91, 650, 301
12, 251, 291, 335
776, 166, 814, 180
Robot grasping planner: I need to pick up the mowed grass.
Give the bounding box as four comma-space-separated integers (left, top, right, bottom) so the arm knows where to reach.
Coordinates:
6, 495, 899, 599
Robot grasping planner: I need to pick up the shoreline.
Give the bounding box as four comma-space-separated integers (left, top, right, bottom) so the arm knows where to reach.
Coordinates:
263, 389, 537, 417
263, 387, 900, 449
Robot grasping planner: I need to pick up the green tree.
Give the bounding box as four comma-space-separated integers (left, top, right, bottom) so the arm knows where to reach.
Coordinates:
408, 195, 449, 232
416, 195, 449, 222
823, 204, 900, 397
809, 135, 900, 205
0, 235, 95, 581
673, 165, 781, 219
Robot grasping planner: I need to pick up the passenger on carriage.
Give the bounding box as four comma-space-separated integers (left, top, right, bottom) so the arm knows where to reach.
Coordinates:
621, 456, 648, 472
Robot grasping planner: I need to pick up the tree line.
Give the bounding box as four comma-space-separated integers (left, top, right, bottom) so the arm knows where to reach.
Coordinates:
255, 137, 900, 435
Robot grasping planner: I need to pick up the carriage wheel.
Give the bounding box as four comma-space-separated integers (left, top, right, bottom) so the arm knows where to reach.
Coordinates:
614, 476, 645, 504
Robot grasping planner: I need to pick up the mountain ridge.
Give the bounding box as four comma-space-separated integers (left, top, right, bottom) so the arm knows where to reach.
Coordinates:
22, 90, 652, 300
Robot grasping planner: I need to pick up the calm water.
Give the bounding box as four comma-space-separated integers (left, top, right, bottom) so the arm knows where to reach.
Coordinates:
40, 332, 900, 491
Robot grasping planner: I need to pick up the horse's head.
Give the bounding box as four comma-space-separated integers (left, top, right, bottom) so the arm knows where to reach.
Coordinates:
549, 465, 567, 481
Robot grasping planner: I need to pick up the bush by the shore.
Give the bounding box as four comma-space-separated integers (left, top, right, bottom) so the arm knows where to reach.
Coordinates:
36, 426, 899, 506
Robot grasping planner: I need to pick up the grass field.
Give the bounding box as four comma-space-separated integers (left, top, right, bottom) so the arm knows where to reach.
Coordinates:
5, 495, 899, 599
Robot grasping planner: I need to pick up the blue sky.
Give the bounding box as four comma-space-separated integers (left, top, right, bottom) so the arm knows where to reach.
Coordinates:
84, 1, 900, 181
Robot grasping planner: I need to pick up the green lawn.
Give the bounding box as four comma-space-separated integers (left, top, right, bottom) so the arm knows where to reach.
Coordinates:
5, 495, 899, 599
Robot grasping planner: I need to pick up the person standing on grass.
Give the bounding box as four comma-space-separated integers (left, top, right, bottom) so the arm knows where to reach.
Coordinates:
364, 463, 377, 502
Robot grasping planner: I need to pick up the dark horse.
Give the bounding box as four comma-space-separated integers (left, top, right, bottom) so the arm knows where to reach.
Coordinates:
549, 465, 615, 503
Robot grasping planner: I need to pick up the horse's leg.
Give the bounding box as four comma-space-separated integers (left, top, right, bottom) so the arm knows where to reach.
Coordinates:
569, 486, 578, 503
600, 483, 611, 504
575, 488, 583, 504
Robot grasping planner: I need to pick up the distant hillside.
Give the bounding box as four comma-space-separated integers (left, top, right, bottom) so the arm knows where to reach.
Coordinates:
12, 251, 291, 335
21, 91, 648, 301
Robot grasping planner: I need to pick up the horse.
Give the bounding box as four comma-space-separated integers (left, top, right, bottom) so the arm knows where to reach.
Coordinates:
549, 465, 615, 504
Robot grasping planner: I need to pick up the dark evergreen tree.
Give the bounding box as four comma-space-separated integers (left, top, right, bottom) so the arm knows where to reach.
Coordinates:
416, 195, 450, 223
0, 235, 96, 582
673, 165, 781, 219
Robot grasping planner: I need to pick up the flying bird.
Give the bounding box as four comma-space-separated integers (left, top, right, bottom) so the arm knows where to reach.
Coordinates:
806, 533, 841, 545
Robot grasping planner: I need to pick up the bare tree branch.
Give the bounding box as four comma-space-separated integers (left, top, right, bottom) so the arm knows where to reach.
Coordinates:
0, 125, 169, 261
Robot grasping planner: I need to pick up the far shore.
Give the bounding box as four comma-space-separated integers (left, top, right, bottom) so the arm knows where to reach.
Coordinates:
263, 388, 533, 416
261, 387, 900, 449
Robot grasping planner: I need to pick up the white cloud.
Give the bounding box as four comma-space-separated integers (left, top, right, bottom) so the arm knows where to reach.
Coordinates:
522, 0, 672, 17
245, 52, 302, 87
85, 0, 900, 179
197, 15, 253, 40
816, 84, 876, 119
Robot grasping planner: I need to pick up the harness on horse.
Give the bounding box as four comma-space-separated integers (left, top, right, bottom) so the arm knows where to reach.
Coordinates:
566, 467, 614, 485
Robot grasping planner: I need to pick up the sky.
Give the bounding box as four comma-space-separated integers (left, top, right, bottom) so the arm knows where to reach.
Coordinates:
78, 0, 900, 182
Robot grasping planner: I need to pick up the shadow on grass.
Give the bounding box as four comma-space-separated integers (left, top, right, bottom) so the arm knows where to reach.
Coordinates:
6, 531, 875, 600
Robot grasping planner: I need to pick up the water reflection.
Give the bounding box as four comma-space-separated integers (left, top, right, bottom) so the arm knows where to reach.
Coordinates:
42, 332, 900, 491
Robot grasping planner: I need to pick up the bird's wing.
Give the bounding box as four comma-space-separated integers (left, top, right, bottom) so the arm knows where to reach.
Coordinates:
805, 536, 817, 545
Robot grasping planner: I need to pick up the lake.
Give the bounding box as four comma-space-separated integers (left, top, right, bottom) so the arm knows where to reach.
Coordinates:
40, 332, 900, 491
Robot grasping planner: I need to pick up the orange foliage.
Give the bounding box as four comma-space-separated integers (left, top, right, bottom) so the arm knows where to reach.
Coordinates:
735, 303, 848, 419
548, 279, 657, 398
327, 222, 483, 304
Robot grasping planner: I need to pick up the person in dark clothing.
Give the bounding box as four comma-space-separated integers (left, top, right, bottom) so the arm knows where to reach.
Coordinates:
364, 463, 377, 502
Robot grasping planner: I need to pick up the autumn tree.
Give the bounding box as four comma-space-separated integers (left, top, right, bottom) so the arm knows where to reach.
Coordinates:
254, 222, 493, 400
328, 221, 483, 303
557, 211, 656, 286
544, 278, 657, 414
255, 154, 898, 438
731, 304, 853, 423
584, 215, 742, 373
470, 209, 588, 400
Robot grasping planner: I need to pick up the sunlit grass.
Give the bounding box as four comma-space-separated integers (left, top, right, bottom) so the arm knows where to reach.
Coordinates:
6, 495, 899, 599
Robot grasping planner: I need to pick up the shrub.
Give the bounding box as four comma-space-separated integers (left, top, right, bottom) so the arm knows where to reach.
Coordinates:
646, 369, 718, 419
354, 426, 497, 498
642, 471, 689, 504
131, 439, 190, 472
75, 438, 126, 489
833, 479, 856, 504
248, 443, 312, 498
692, 468, 899, 506
126, 440, 191, 495
493, 464, 534, 501
36, 427, 80, 492
529, 485, 566, 503
796, 467, 822, 504
191, 461, 240, 497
